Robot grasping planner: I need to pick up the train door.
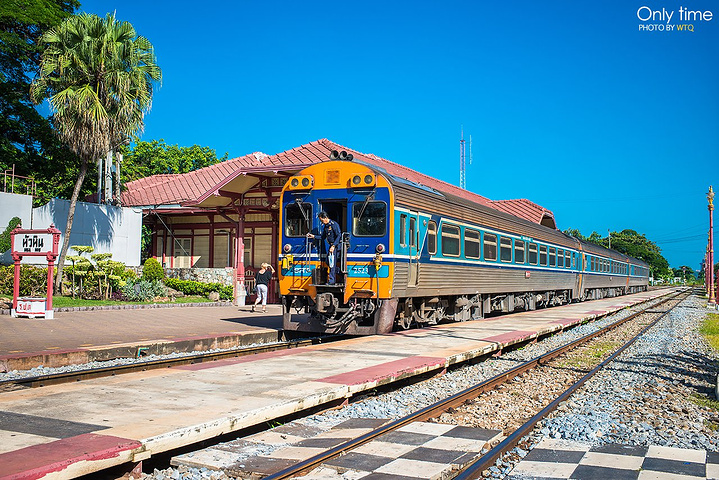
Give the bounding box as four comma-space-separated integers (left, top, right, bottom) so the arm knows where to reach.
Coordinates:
408, 211, 420, 287
319, 200, 347, 283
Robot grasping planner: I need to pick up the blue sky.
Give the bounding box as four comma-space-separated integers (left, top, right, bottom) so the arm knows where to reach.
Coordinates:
80, 0, 718, 271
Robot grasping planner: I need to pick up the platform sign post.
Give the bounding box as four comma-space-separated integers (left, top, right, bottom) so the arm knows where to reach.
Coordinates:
10, 224, 61, 319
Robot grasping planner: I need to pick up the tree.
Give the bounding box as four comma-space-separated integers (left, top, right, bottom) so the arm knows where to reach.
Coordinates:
0, 0, 79, 204
563, 228, 586, 241
563, 228, 671, 279
673, 266, 696, 283
120, 139, 227, 183
30, 12, 161, 292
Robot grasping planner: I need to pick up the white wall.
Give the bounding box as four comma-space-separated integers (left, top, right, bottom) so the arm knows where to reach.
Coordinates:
27, 199, 143, 266
0, 192, 33, 230
0, 192, 34, 264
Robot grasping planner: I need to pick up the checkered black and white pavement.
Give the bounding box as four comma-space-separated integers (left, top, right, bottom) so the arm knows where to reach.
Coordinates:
174, 418, 502, 479
508, 438, 719, 480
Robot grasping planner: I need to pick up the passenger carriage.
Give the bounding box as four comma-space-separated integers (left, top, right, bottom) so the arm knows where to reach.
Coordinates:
278, 154, 649, 335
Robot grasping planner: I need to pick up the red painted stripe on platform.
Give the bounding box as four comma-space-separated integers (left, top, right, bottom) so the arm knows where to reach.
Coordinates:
0, 433, 141, 480
175, 348, 303, 371
551, 318, 579, 326
317, 356, 446, 385
481, 330, 535, 344
585, 310, 606, 315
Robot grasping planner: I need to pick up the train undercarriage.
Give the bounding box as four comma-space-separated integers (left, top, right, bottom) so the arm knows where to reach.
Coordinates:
282, 284, 648, 334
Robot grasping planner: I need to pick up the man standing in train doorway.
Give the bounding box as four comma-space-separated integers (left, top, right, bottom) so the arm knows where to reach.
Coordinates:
307, 211, 341, 284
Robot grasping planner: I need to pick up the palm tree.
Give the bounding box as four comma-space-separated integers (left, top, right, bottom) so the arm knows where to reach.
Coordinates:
30, 12, 161, 292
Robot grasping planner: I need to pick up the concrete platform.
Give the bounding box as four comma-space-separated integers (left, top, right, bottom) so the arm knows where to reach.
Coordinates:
0, 289, 674, 480
0, 304, 283, 371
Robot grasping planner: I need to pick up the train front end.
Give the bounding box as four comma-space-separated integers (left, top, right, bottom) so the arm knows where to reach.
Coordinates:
278, 158, 397, 334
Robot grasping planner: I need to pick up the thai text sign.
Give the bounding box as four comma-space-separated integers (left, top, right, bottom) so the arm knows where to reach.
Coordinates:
16, 298, 46, 315
12, 233, 54, 254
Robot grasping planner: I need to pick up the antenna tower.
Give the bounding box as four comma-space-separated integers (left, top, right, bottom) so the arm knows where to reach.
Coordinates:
469, 135, 473, 166
459, 127, 466, 189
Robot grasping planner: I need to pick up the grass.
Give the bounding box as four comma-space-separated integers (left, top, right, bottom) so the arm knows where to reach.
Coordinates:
560, 341, 621, 370
691, 393, 719, 411
51, 295, 212, 308
700, 313, 719, 351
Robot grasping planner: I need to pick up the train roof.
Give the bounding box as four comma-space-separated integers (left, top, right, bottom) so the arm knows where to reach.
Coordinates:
359, 160, 648, 267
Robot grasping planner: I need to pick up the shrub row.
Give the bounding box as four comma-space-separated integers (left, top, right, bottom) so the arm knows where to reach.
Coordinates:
0, 265, 48, 297
163, 277, 233, 300
121, 278, 167, 302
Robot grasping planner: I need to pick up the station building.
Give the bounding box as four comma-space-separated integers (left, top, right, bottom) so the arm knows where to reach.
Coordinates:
121, 139, 557, 303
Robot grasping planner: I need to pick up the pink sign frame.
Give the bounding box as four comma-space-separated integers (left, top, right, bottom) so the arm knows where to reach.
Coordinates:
10, 224, 61, 319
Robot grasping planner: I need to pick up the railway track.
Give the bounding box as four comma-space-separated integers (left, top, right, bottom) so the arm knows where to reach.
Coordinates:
0, 335, 346, 390
256, 289, 689, 479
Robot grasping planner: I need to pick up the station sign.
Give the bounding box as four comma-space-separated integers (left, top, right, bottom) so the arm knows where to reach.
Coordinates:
12, 233, 54, 254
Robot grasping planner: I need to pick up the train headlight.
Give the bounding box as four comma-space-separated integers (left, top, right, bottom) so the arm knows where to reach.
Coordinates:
364, 175, 373, 184
376, 243, 385, 253
288, 175, 313, 190
283, 243, 292, 253
352, 175, 361, 185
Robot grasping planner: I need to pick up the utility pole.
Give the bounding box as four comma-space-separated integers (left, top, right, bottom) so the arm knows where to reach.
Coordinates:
608, 229, 611, 250
708, 186, 715, 305
459, 127, 466, 189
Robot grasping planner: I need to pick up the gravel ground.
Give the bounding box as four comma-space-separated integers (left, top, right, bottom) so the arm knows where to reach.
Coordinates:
130, 293, 682, 479
539, 294, 719, 450
485, 293, 719, 479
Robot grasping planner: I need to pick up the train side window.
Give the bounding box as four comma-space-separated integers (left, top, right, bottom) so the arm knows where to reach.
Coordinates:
427, 221, 437, 255
441, 224, 460, 256
515, 240, 525, 264
465, 229, 480, 259
549, 247, 556, 267
528, 243, 538, 265
352, 201, 387, 236
285, 202, 312, 237
399, 215, 407, 247
484, 233, 498, 261
566, 251, 571, 268
500, 237, 512, 262
557, 249, 564, 268
409, 217, 416, 247
539, 245, 547, 266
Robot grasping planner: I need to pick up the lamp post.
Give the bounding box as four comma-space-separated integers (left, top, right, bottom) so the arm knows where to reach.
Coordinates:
709, 186, 715, 304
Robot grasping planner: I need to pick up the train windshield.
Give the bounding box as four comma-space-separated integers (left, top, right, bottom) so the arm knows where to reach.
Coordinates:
352, 201, 386, 236
285, 202, 312, 237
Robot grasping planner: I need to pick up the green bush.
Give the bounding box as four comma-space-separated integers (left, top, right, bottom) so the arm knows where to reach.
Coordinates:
0, 217, 22, 253
0, 264, 49, 296
142, 257, 165, 282
121, 278, 167, 302
163, 277, 233, 300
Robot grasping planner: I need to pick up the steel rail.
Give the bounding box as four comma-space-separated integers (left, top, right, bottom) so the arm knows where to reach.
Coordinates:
0, 335, 346, 389
454, 291, 690, 479
263, 290, 687, 480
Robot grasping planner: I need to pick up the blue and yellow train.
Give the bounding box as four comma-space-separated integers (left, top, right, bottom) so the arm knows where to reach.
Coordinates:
278, 153, 650, 334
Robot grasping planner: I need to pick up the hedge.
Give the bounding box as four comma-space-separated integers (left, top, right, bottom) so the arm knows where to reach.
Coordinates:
163, 277, 233, 300
0, 265, 48, 297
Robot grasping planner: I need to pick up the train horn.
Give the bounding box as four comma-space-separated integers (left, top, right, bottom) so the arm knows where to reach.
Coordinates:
329, 150, 339, 160
339, 151, 348, 160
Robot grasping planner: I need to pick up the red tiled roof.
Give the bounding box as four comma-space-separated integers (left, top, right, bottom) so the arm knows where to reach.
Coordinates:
491, 198, 557, 229
122, 139, 555, 227
121, 154, 260, 206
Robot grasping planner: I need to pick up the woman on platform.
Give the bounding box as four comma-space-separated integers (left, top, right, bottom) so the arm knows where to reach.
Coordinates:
252, 263, 275, 313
